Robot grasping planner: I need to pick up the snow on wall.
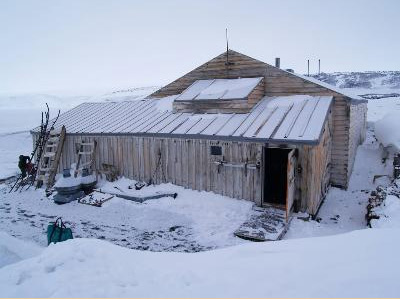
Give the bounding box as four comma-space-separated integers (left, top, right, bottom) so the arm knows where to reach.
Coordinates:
348, 102, 368, 178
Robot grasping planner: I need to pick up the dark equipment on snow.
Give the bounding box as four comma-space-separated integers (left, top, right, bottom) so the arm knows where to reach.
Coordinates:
80, 168, 97, 194
47, 217, 73, 245
394, 153, 400, 179
18, 155, 32, 178
131, 181, 146, 190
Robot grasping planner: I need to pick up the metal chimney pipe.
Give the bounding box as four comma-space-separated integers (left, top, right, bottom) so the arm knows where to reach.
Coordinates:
307, 59, 310, 76
275, 57, 280, 68
318, 59, 321, 75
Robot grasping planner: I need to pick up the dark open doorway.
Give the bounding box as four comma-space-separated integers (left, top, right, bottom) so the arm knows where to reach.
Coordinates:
263, 147, 292, 205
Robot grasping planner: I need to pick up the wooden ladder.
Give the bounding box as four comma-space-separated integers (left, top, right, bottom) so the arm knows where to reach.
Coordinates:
36, 125, 66, 188
74, 140, 98, 177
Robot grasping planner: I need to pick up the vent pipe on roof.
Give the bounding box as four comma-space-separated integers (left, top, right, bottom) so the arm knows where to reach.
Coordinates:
225, 28, 234, 66
318, 59, 321, 75
275, 57, 280, 68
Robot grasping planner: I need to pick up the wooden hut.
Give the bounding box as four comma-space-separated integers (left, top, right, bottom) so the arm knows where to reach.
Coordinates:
31, 50, 367, 217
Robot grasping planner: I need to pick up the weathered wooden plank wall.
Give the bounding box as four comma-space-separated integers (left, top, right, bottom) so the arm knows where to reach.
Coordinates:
32, 131, 330, 215
302, 112, 332, 214
55, 135, 263, 203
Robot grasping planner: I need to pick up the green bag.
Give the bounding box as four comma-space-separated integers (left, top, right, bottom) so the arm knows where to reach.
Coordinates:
47, 217, 73, 245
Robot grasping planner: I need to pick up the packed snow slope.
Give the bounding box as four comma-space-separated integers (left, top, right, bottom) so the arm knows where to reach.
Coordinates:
0, 228, 398, 297
0, 232, 41, 268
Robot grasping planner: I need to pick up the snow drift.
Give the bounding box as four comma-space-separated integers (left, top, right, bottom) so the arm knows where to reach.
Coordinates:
375, 112, 400, 152
0, 232, 41, 268
0, 228, 399, 297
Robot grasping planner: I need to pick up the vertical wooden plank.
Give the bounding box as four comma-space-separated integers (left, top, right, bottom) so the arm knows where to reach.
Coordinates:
167, 139, 173, 183
232, 142, 240, 199
187, 140, 193, 189
205, 140, 211, 192
144, 138, 150, 182
176, 139, 182, 186
254, 144, 262, 205
133, 138, 139, 180
244, 143, 252, 201
118, 136, 124, 177
195, 140, 201, 191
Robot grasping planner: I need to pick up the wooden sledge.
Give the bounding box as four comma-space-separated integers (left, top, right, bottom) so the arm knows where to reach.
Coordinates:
89, 189, 178, 204
78, 191, 115, 207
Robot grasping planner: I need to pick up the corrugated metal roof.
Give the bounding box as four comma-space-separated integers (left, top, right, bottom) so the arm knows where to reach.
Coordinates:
32, 95, 333, 145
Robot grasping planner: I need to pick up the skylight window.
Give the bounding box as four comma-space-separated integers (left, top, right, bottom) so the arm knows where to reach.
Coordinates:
176, 77, 263, 101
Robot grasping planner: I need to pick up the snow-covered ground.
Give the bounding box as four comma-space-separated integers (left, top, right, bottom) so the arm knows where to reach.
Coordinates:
0, 228, 398, 297
0, 231, 41, 268
286, 127, 393, 239
0, 181, 252, 251
1, 78, 400, 297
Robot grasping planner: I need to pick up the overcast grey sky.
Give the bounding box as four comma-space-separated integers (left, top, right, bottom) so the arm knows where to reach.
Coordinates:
0, 0, 399, 94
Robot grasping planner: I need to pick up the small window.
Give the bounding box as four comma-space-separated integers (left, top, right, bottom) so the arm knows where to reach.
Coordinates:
210, 146, 222, 156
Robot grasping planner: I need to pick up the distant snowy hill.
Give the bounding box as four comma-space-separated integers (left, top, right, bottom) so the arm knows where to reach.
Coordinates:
0, 86, 160, 111
312, 71, 400, 99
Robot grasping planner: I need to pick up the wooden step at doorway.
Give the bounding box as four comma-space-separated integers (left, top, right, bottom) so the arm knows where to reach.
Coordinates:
234, 206, 291, 241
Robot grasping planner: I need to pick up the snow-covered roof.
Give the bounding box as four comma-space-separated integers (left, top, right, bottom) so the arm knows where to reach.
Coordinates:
175, 77, 263, 101
289, 72, 366, 103
32, 95, 333, 145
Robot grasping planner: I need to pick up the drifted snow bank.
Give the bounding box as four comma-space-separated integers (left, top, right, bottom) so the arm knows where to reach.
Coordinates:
371, 195, 400, 228
368, 179, 400, 228
0, 229, 399, 297
375, 112, 400, 152
0, 232, 41, 268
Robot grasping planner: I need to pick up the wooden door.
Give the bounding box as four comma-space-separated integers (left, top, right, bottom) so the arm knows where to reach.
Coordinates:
286, 149, 296, 221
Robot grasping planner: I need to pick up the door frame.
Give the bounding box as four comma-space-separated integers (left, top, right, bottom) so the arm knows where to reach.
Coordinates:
261, 145, 297, 221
